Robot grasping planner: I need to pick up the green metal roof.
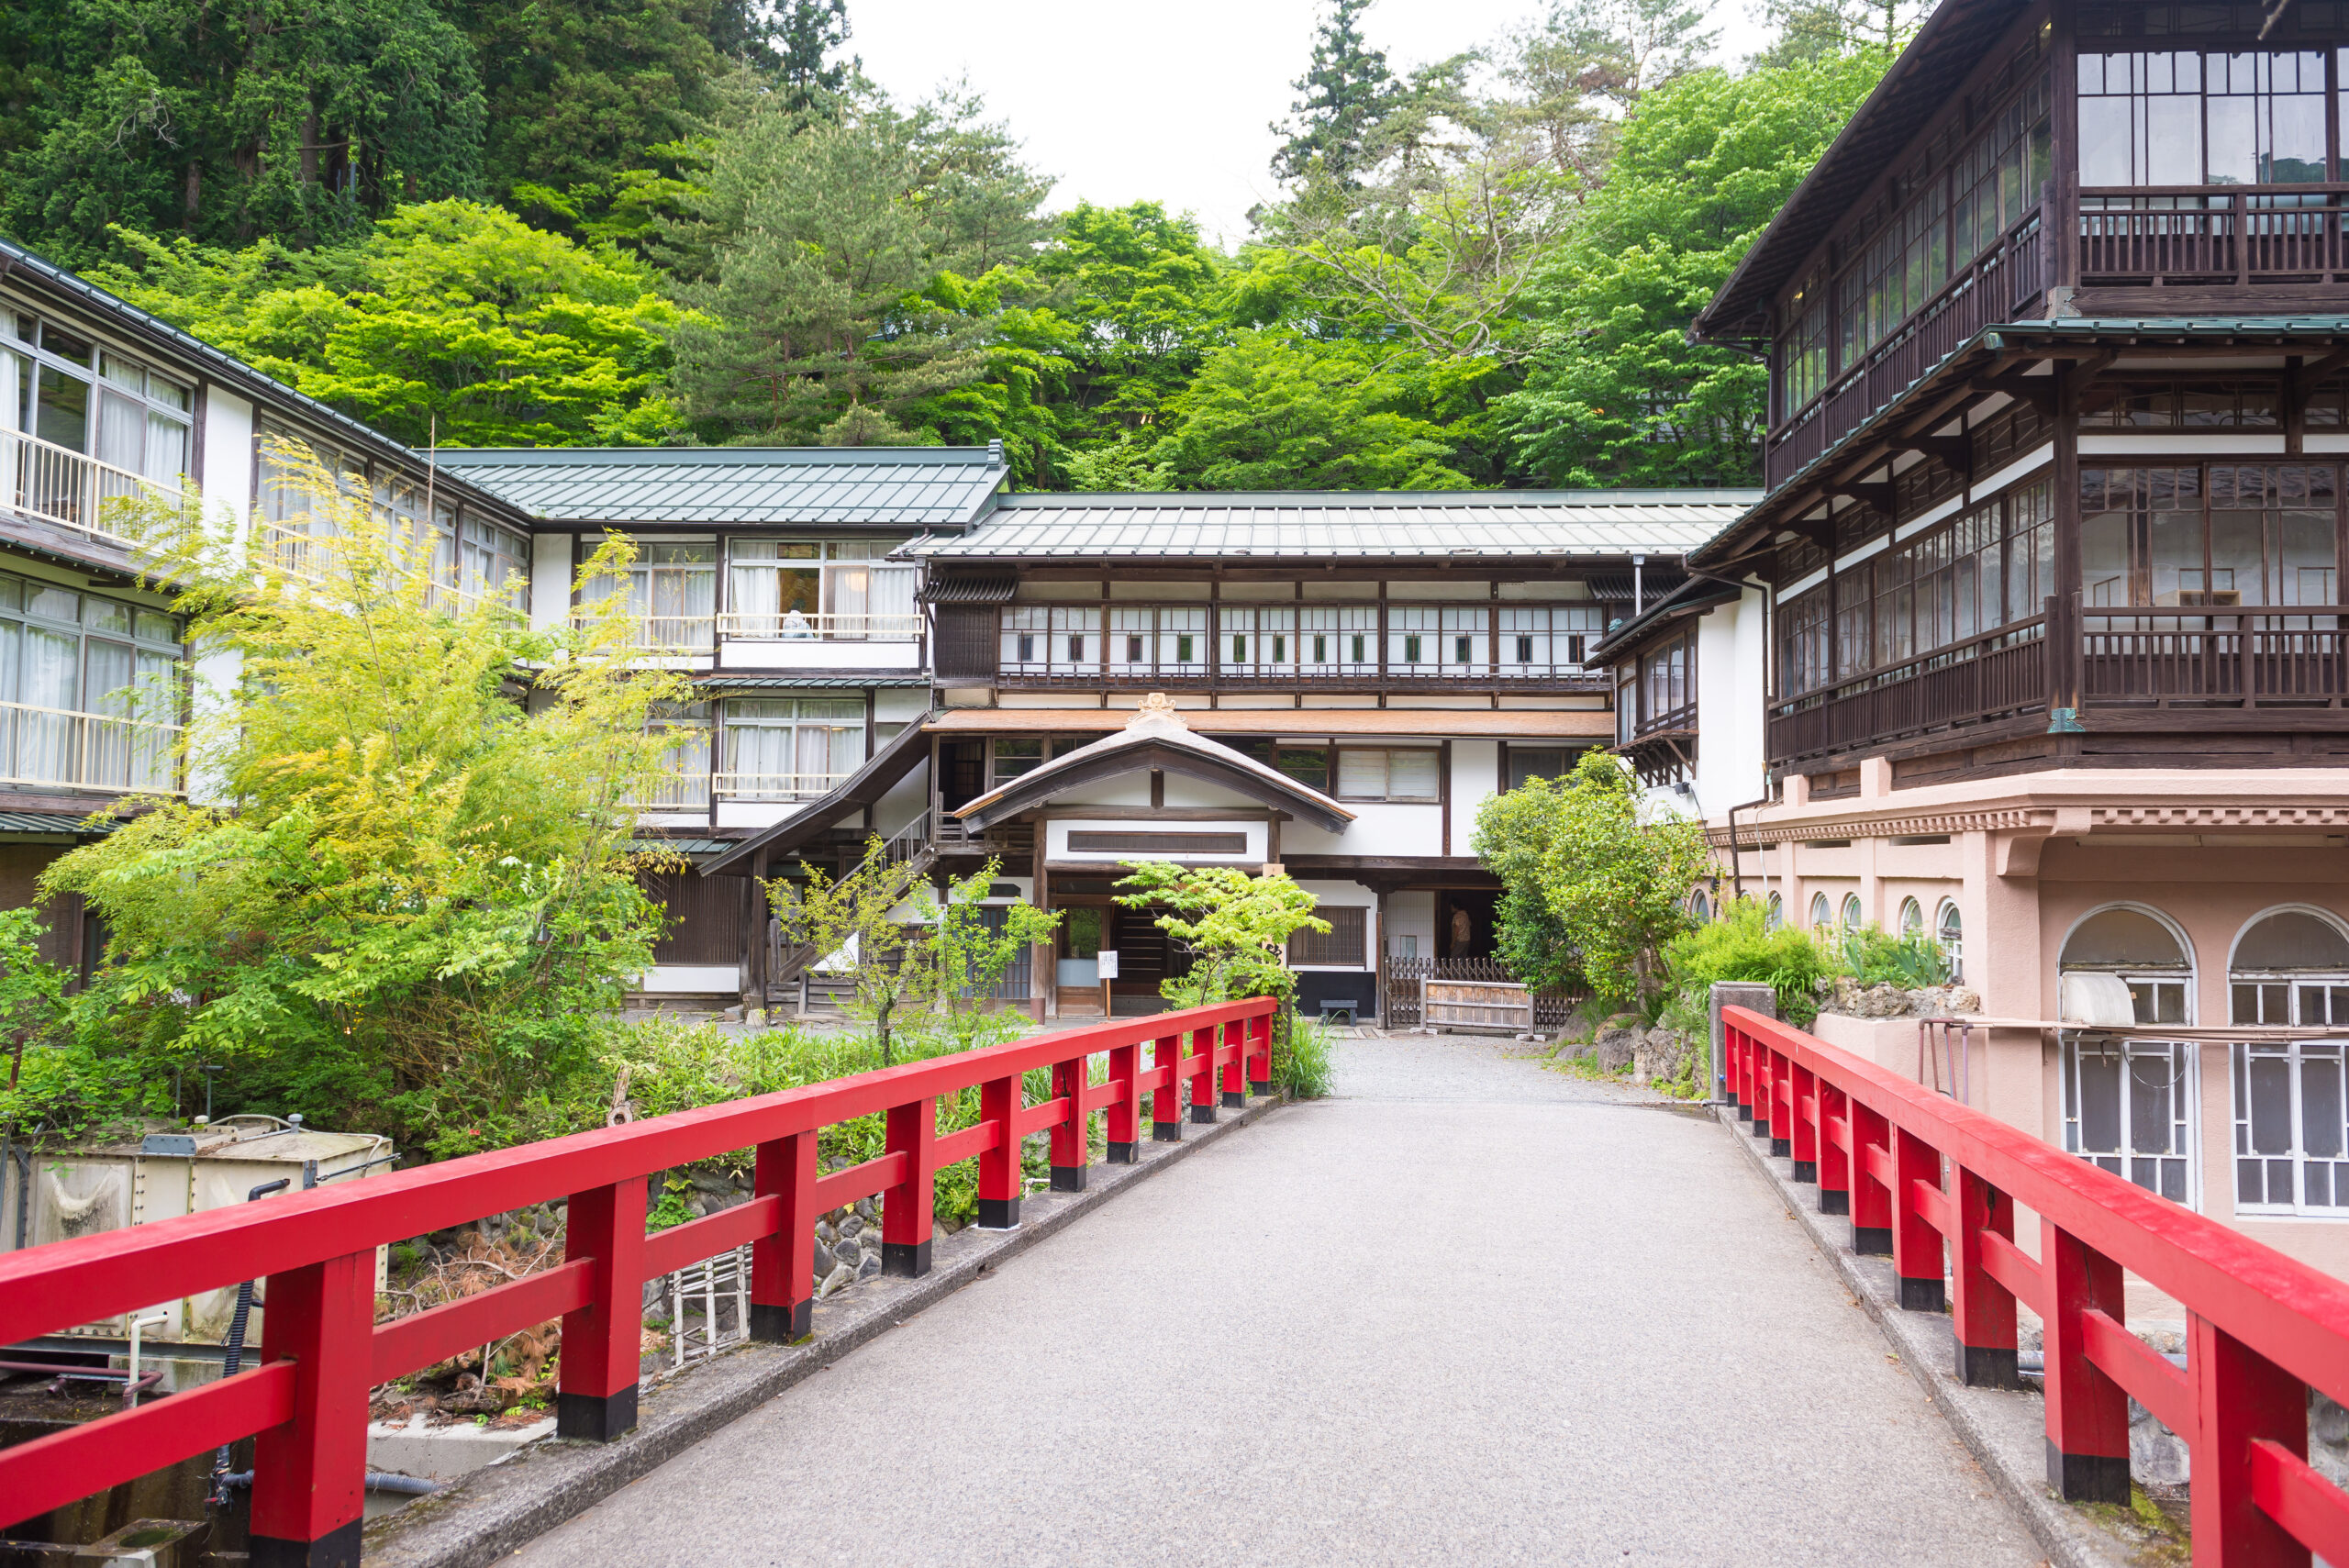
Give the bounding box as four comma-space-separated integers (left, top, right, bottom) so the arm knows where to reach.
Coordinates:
432, 445, 1008, 528
691, 675, 930, 689
629, 838, 735, 857
922, 489, 1761, 561
0, 810, 123, 835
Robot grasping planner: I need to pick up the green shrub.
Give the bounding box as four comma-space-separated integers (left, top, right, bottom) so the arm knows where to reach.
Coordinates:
1659, 898, 1840, 1029
1839, 926, 1953, 988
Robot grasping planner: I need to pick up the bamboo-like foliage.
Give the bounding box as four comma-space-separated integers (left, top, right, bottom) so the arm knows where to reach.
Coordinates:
39, 439, 696, 1156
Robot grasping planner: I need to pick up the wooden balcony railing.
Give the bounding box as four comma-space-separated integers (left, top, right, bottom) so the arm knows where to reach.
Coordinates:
2078, 188, 2349, 284
1766, 617, 2048, 764
2080, 606, 2349, 707
719, 611, 923, 642
1765, 212, 2046, 494
714, 771, 855, 803
3, 428, 173, 548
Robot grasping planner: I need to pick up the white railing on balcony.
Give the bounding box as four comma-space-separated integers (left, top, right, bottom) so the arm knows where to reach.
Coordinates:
0, 697, 182, 795
629, 773, 713, 811
713, 771, 853, 803
579, 613, 927, 651
2, 428, 174, 547
718, 611, 923, 642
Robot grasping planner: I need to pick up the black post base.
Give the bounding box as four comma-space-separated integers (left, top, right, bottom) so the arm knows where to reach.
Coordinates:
976, 1195, 1020, 1229
2047, 1441, 2132, 1504
1152, 1120, 1183, 1142
1791, 1160, 1818, 1183
1737, 1106, 1753, 1122
556, 1384, 639, 1442
1106, 1140, 1140, 1163
1221, 1090, 1244, 1108
1248, 1080, 1272, 1099
881, 1239, 931, 1278
749, 1300, 811, 1342
1854, 1225, 1894, 1256
1770, 1137, 1792, 1158
1898, 1275, 1947, 1312
1189, 1104, 1217, 1124
1820, 1189, 1850, 1215
1752, 1118, 1771, 1140
250, 1520, 363, 1568
1955, 1340, 2021, 1390
1050, 1165, 1087, 1193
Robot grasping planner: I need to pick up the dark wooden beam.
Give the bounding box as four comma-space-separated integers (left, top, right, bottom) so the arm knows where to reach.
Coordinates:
1827, 482, 1897, 515
1969, 369, 2058, 415
1892, 435, 1972, 468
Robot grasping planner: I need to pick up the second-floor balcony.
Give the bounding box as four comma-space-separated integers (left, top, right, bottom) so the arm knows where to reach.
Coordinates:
585, 612, 926, 663
0, 695, 181, 796
3, 428, 175, 551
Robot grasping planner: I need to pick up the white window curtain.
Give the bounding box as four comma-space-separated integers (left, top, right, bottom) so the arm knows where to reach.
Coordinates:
21, 627, 77, 784
1387, 749, 1440, 799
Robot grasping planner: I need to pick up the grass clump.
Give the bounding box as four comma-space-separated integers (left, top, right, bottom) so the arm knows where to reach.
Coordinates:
1659, 897, 1840, 1031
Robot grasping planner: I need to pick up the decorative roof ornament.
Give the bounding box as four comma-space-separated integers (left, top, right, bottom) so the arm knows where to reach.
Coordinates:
1125, 692, 1189, 733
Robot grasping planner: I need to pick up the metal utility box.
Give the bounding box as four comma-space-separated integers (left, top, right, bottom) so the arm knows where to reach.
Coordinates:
1, 1116, 395, 1349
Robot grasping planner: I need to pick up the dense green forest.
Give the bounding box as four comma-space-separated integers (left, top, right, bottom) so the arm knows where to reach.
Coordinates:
0, 0, 1907, 488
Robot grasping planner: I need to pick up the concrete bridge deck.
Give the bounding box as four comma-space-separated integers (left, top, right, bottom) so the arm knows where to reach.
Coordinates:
510, 1034, 2040, 1565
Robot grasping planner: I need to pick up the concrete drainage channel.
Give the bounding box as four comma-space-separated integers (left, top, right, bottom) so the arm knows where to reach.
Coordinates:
363, 1088, 1288, 1568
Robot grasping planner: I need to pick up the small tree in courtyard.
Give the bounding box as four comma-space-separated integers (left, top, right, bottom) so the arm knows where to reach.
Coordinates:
770, 838, 935, 1065
920, 861, 1059, 1050
1472, 748, 1709, 1010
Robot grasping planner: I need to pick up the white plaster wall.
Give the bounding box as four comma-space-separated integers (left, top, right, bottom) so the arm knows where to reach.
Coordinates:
1693, 588, 1770, 824
718, 640, 922, 672
184, 389, 257, 808
874, 759, 929, 838
874, 689, 929, 723
530, 533, 571, 633
1160, 775, 1259, 810
1385, 890, 1435, 959
1045, 818, 1265, 863
638, 964, 740, 995
1286, 803, 1441, 857
1452, 740, 1497, 854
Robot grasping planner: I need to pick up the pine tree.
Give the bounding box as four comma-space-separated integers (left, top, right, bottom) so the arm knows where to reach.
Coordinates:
1269, 0, 1400, 187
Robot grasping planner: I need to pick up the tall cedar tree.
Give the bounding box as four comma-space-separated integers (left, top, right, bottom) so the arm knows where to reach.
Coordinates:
774, 0, 859, 113
1270, 0, 1401, 187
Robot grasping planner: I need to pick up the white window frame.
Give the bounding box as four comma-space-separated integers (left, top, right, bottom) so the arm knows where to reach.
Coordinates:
1333, 747, 1441, 803
1937, 899, 1965, 984
1298, 605, 1376, 676
2062, 1035, 2202, 1209
2232, 1039, 2349, 1217
1001, 606, 1100, 675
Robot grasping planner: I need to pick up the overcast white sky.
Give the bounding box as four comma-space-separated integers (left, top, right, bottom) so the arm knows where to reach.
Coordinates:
851, 0, 1775, 250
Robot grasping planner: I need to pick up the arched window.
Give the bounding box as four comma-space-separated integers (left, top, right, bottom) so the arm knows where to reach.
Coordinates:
1936, 900, 1964, 984
1841, 894, 1864, 929
1765, 893, 1784, 931
1898, 897, 1923, 937
2058, 905, 2198, 1207
1689, 888, 1711, 923
2061, 906, 2191, 1025
2228, 907, 2349, 1217
1809, 892, 1830, 928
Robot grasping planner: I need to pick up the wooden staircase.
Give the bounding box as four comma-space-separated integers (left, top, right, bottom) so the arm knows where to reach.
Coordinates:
765, 810, 939, 1006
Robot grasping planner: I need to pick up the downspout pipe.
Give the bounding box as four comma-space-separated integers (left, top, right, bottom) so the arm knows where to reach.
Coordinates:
1724, 796, 1773, 904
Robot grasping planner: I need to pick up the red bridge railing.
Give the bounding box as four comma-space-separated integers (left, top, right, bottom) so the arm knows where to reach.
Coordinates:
1725, 1005, 2349, 1564
0, 998, 1277, 1562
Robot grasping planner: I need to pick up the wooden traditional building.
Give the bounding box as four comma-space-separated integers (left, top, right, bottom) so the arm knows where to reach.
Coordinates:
703, 488, 1754, 1020
1618, 0, 2349, 1316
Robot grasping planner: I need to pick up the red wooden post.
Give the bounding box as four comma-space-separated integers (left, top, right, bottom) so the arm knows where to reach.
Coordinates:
1189, 1024, 1219, 1124
1152, 1032, 1184, 1141
1768, 1049, 1793, 1155
977, 1074, 1022, 1228
1220, 1018, 1246, 1107
1817, 1081, 1852, 1217
1246, 1008, 1274, 1096
1751, 1044, 1776, 1141
1050, 1054, 1089, 1192
1949, 1166, 2019, 1387
882, 1094, 938, 1276
2043, 1218, 2132, 1503
558, 1175, 648, 1441
1788, 1061, 1820, 1183
2189, 1312, 2310, 1566
1731, 1024, 1753, 1119
1106, 1039, 1141, 1162
1893, 1127, 1945, 1311
248, 1250, 373, 1568
1851, 1100, 1894, 1255
750, 1129, 818, 1339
